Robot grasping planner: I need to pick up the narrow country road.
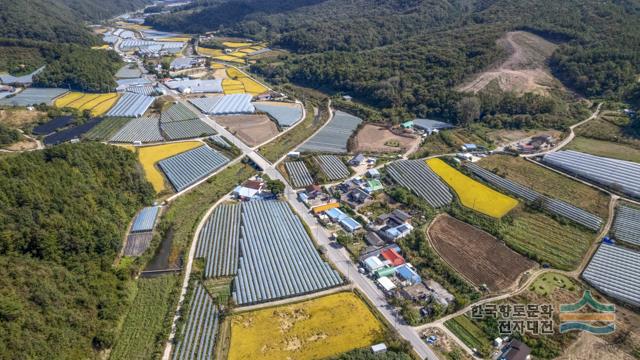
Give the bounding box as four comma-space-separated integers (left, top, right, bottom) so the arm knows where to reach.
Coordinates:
523, 102, 603, 158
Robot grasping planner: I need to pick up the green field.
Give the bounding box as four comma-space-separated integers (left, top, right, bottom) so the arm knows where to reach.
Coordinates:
84, 117, 131, 141
566, 136, 640, 163
501, 210, 594, 270
259, 102, 329, 163
444, 316, 492, 355
529, 272, 577, 297
478, 155, 609, 218
110, 275, 179, 360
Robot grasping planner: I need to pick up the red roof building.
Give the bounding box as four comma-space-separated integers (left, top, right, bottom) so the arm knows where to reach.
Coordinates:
381, 248, 405, 266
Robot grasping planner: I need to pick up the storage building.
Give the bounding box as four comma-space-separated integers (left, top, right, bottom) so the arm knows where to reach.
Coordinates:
381, 248, 405, 266
364, 256, 385, 272
377, 277, 396, 292
396, 264, 421, 285
340, 217, 362, 233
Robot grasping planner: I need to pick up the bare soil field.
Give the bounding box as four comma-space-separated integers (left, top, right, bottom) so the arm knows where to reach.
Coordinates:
458, 31, 561, 95
213, 114, 279, 146
0, 108, 47, 128
3, 138, 38, 151
213, 68, 228, 79
353, 124, 419, 153
428, 215, 535, 291
485, 129, 562, 147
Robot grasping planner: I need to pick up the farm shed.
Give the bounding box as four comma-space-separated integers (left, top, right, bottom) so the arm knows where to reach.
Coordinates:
366, 168, 380, 178
170, 57, 198, 70
252, 101, 303, 127
326, 208, 348, 222
106, 93, 155, 118
412, 118, 454, 133
298, 110, 362, 153
543, 150, 640, 199
172, 284, 220, 359
612, 205, 640, 246
131, 206, 161, 232
365, 232, 384, 247
386, 160, 452, 208
312, 202, 340, 214
377, 277, 396, 292
396, 264, 421, 285
371, 343, 388, 354
233, 201, 343, 305
349, 153, 365, 165
158, 145, 230, 191
0, 88, 67, 107
381, 248, 405, 266
375, 266, 397, 278
364, 256, 385, 272
165, 79, 223, 94
383, 223, 414, 241
340, 217, 362, 233
582, 243, 640, 307
366, 179, 383, 193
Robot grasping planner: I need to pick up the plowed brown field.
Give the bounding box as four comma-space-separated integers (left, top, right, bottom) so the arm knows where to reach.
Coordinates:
428, 214, 535, 291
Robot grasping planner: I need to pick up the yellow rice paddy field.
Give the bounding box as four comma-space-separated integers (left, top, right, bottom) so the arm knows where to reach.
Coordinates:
54, 92, 120, 116
197, 47, 224, 57
136, 141, 202, 193
228, 292, 385, 360
226, 67, 269, 95
427, 158, 518, 218
222, 79, 245, 94
222, 41, 253, 48
157, 36, 191, 42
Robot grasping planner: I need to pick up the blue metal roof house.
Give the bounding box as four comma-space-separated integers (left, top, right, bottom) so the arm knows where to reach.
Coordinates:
326, 208, 347, 222
349, 153, 365, 166
340, 217, 362, 233
396, 264, 421, 285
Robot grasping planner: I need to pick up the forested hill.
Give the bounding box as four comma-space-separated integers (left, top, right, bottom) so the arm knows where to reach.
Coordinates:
149, 0, 640, 122
0, 143, 154, 358
0, 0, 151, 92
0, 0, 151, 44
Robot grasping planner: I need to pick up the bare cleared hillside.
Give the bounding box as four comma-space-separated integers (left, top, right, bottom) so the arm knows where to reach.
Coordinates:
458, 31, 562, 95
